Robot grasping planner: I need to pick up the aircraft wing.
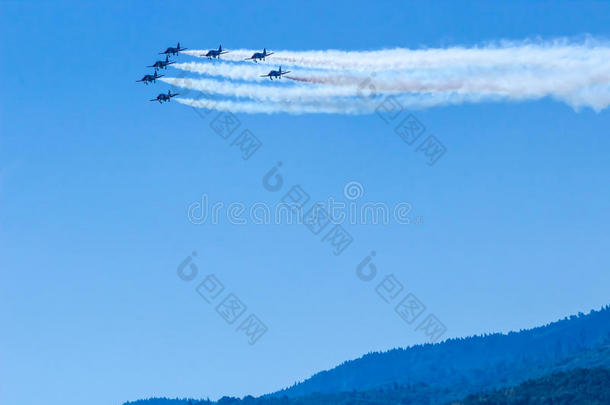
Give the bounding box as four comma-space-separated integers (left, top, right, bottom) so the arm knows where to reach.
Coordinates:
260, 74, 270, 77
149, 98, 159, 101
282, 71, 291, 74
266, 52, 275, 56
244, 57, 254, 60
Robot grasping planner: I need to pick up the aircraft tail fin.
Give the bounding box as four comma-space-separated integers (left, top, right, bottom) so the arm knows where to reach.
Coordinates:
219, 44, 222, 52
263, 48, 266, 55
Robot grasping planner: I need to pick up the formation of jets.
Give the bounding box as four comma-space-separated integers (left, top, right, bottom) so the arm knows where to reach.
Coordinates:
245, 48, 274, 62
137, 42, 293, 105
260, 66, 291, 80
136, 43, 187, 104
147, 55, 175, 71
160, 42, 188, 56
136, 71, 164, 84
202, 45, 228, 59
150, 90, 179, 104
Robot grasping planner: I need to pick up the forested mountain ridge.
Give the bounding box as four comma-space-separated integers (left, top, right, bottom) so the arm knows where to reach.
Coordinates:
126, 364, 610, 405
124, 305, 610, 405
273, 305, 610, 397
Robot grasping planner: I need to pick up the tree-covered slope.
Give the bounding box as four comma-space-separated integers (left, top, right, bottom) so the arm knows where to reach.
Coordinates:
453, 367, 610, 405
273, 306, 610, 397
124, 306, 610, 405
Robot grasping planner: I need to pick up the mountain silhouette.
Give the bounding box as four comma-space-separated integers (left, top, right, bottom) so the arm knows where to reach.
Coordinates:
124, 305, 610, 405
272, 305, 610, 398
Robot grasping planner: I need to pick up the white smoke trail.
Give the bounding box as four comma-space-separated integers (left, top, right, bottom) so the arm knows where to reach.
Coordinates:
171, 40, 610, 112
176, 97, 367, 114
176, 92, 533, 115
183, 40, 610, 71
172, 61, 610, 108
289, 70, 610, 110
165, 64, 610, 111
160, 77, 393, 103
173, 62, 272, 80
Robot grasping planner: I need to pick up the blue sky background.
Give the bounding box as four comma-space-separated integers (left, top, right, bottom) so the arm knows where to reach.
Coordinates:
1, 1, 610, 404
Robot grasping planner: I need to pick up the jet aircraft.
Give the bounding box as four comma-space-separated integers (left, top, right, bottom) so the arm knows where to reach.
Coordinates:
136, 71, 164, 84
147, 55, 175, 71
160, 42, 187, 56
260, 66, 291, 80
203, 45, 228, 59
150, 90, 179, 103
245, 48, 274, 62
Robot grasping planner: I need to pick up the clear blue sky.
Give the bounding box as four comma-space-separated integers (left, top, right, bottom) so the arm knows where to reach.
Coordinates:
1, 1, 609, 404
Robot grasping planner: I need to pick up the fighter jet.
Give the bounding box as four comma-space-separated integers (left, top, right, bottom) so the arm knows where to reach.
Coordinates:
245, 48, 274, 62
203, 45, 228, 59
150, 90, 179, 103
136, 71, 165, 84
160, 42, 187, 56
147, 55, 175, 71
260, 66, 291, 80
